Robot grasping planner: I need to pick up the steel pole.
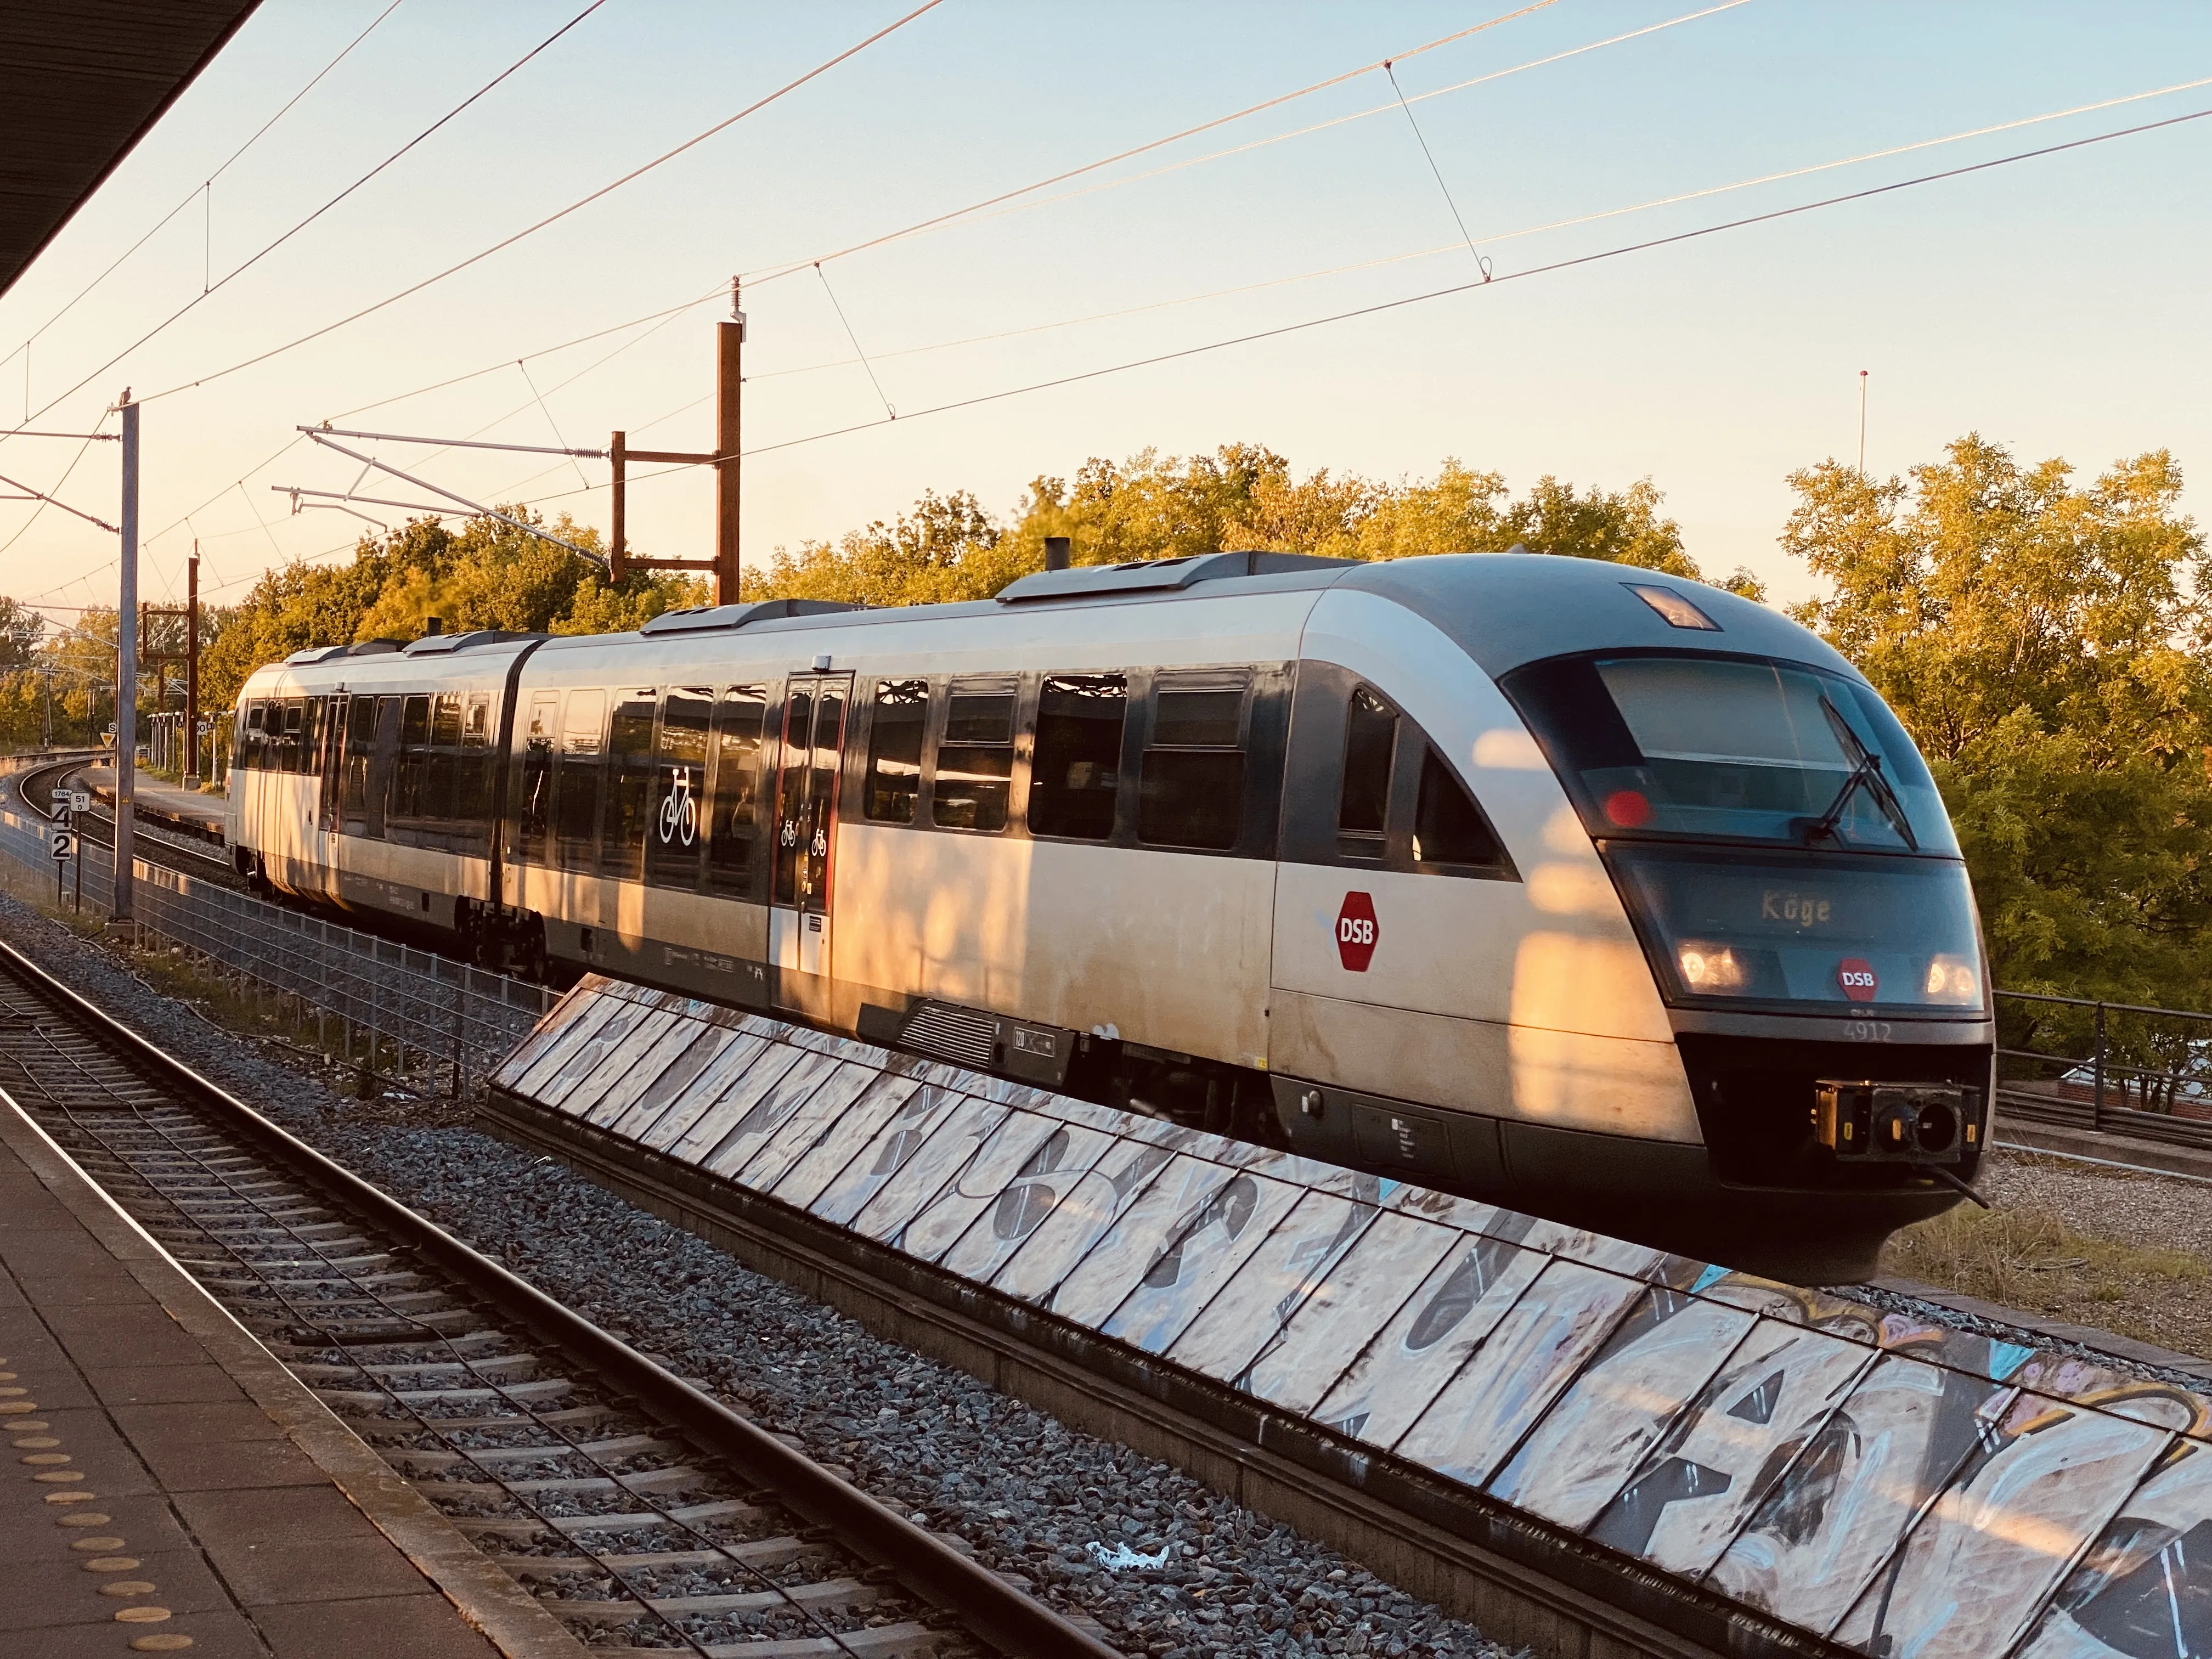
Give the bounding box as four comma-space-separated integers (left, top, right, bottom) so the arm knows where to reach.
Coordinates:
713, 292, 744, 605
184, 549, 201, 788
113, 395, 137, 924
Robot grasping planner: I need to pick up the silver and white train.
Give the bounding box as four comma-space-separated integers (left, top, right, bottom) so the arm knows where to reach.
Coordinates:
228, 552, 1993, 1278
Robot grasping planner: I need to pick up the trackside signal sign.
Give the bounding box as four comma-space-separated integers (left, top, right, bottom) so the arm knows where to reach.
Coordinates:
1336, 891, 1379, 972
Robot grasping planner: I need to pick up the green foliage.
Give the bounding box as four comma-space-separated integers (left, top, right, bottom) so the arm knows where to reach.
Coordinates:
752, 443, 1765, 606
196, 510, 706, 713
1785, 435, 2212, 1027
0, 596, 43, 672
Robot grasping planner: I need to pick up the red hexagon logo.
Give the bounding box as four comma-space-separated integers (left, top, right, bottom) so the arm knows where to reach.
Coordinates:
1837, 957, 1878, 1003
1335, 891, 1380, 972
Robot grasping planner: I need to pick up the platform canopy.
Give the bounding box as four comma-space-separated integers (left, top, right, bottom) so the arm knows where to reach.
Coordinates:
0, 1, 259, 301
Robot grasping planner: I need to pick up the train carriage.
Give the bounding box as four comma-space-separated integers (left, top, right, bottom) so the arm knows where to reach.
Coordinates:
228, 552, 1993, 1278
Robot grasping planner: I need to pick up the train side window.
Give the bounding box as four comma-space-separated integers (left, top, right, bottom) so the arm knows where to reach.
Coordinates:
863, 679, 927, 823
240, 701, 263, 770
301, 697, 325, 776
554, 688, 606, 872
421, 693, 463, 833
933, 678, 1016, 832
1414, 746, 1508, 870
1030, 674, 1125, 840
341, 694, 378, 834
1337, 686, 1396, 857
1139, 678, 1248, 850
387, 693, 431, 841
517, 692, 560, 863
601, 690, 658, 882
647, 687, 712, 889
276, 699, 301, 773
456, 692, 493, 856
706, 684, 768, 897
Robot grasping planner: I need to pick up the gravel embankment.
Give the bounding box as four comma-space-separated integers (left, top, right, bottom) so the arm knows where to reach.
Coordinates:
0, 893, 1519, 1659
1983, 1149, 2212, 1261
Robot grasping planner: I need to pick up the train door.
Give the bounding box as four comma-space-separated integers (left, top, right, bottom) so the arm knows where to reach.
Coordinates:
768, 673, 851, 1000
318, 694, 347, 831
317, 693, 347, 897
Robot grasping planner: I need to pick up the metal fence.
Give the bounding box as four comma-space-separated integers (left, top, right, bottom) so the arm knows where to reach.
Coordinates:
1995, 987, 2212, 1152
0, 765, 552, 1096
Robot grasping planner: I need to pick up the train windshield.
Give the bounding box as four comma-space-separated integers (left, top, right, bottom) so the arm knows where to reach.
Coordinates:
1503, 651, 1959, 856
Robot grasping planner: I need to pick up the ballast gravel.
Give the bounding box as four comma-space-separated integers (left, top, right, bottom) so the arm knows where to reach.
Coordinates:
0, 893, 1520, 1659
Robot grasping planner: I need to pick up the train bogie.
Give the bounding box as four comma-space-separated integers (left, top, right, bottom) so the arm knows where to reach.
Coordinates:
227, 555, 1994, 1280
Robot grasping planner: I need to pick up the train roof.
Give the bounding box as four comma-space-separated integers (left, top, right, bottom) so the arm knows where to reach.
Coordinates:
244, 551, 1859, 695
1335, 553, 1860, 681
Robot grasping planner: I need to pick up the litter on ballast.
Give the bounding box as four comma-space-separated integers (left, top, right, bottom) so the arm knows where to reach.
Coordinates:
1086, 1540, 1170, 1570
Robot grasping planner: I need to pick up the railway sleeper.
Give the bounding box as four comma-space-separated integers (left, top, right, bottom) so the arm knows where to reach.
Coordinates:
426, 1464, 709, 1500
264, 1327, 507, 1358
314, 1376, 574, 1407
357, 1403, 614, 1436
387, 1433, 678, 1473
287, 1352, 541, 1383
501, 1539, 809, 1577
539, 1576, 880, 1622
450, 1497, 769, 1537
590, 1623, 949, 1658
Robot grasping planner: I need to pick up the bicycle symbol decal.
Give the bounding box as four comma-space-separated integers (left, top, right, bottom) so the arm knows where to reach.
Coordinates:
658, 768, 698, 847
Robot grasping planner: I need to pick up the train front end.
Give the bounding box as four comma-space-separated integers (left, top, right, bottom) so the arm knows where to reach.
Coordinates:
1502, 640, 1992, 1274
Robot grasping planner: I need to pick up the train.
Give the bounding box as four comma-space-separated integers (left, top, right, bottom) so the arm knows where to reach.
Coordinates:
225, 551, 1993, 1280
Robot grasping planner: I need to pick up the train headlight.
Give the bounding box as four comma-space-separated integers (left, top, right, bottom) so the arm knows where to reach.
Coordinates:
1925, 954, 1979, 1002
1678, 943, 1747, 992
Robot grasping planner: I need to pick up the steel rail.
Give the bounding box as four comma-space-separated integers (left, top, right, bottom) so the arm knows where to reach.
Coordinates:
0, 933, 1122, 1659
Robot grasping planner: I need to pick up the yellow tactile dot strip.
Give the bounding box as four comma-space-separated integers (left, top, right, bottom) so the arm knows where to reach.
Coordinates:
4, 1360, 190, 1651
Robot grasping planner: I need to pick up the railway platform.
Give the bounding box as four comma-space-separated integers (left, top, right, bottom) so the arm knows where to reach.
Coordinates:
0, 1098, 500, 1658
78, 765, 228, 842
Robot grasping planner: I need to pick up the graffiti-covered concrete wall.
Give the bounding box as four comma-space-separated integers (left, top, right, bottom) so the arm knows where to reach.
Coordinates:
493, 979, 2212, 1659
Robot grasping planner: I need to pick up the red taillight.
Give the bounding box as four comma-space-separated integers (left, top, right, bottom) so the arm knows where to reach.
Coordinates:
1604, 789, 1651, 827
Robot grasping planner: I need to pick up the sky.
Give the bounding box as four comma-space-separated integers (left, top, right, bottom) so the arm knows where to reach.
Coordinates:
1, 0, 2207, 624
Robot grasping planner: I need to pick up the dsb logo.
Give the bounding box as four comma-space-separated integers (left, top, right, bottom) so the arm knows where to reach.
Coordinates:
1336, 892, 1379, 972
1836, 958, 1879, 1003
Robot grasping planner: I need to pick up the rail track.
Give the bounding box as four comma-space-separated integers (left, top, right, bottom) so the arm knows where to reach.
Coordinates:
0, 935, 1118, 1659
13, 754, 242, 890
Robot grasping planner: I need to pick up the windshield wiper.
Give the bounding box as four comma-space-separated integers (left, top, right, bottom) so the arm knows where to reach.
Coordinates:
1805, 695, 1917, 850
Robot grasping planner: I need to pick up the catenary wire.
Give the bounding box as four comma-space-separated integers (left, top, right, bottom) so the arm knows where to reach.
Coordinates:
133, 2, 946, 409
280, 5, 1575, 441
586, 102, 2212, 472
0, 0, 406, 403
22, 1, 613, 430
233, 0, 1738, 463
69, 57, 2194, 606
239, 94, 2212, 580
80, 66, 2210, 597
740, 68, 2212, 387
1384, 60, 1491, 279
142, 0, 1701, 514
0, 424, 110, 561
744, 1, 1747, 287
742, 0, 1566, 286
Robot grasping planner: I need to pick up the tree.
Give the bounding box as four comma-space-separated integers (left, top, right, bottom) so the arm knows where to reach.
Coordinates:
0, 596, 43, 671
751, 443, 1763, 606
200, 509, 705, 713
1784, 435, 2212, 1017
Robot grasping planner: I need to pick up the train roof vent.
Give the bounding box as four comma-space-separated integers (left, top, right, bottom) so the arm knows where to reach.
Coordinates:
346, 639, 405, 657
639, 597, 864, 637
995, 549, 1357, 604
284, 645, 352, 665
402, 628, 547, 656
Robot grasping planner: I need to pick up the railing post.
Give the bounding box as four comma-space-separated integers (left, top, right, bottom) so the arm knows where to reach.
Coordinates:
2092, 1001, 2106, 1132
